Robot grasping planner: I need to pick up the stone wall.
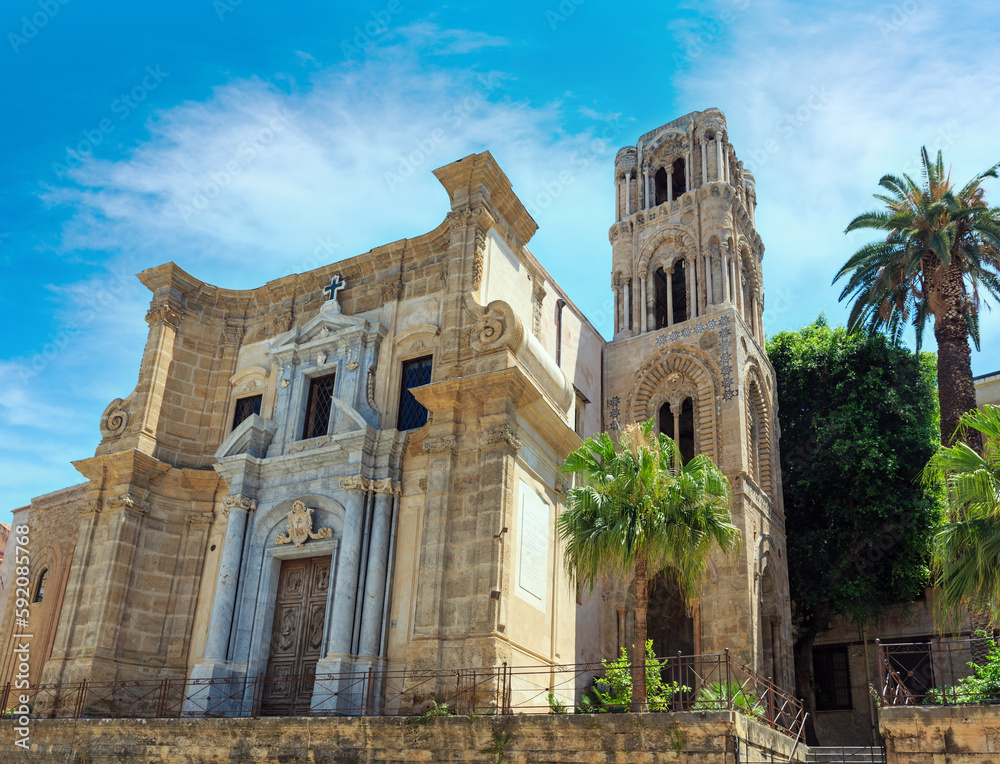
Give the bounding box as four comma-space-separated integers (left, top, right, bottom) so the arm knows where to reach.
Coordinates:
4, 711, 809, 763
880, 704, 1000, 764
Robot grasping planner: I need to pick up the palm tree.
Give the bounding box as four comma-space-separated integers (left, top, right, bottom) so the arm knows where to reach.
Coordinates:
557, 419, 740, 712
924, 405, 1000, 627
833, 148, 1000, 450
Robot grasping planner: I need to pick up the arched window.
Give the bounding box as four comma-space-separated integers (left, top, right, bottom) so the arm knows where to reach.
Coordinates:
672, 260, 687, 325
654, 168, 670, 206
653, 267, 669, 329
747, 382, 770, 489
748, 403, 761, 484
34, 569, 48, 603
671, 158, 686, 198
659, 397, 695, 463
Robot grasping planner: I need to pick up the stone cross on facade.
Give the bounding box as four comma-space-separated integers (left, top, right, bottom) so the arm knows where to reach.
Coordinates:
321, 274, 346, 315
323, 274, 346, 302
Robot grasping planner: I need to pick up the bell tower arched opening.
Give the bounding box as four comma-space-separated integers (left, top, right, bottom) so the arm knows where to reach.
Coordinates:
653, 267, 669, 329
654, 168, 670, 206
671, 158, 686, 199
659, 397, 695, 463
672, 260, 687, 325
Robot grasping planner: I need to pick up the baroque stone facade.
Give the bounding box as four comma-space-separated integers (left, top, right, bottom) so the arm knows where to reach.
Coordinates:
0, 109, 793, 710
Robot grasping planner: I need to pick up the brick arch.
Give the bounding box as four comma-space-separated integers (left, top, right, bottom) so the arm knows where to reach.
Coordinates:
624, 346, 723, 462
638, 226, 697, 275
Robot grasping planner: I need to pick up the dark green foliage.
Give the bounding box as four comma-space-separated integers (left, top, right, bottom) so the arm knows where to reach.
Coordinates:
577, 641, 688, 713
767, 317, 942, 629
926, 634, 1000, 704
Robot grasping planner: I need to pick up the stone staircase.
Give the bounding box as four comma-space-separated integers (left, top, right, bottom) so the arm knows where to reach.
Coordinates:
805, 747, 885, 763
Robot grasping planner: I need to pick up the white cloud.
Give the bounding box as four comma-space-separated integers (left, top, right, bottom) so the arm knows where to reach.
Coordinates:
672, 0, 1000, 371
3, 25, 618, 520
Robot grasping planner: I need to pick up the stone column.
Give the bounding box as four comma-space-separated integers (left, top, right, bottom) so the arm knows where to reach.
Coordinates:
639, 276, 647, 333
625, 174, 631, 215
684, 157, 690, 193
202, 495, 256, 662
722, 251, 730, 303
327, 481, 368, 657
358, 485, 396, 657
704, 256, 713, 308
667, 173, 673, 204
643, 170, 650, 209
666, 269, 674, 327
623, 277, 631, 332
716, 136, 724, 182
701, 140, 708, 186
615, 177, 620, 221
689, 260, 697, 319
646, 272, 655, 331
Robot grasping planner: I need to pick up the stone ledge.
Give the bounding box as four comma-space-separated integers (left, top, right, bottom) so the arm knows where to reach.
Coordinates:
5, 710, 809, 763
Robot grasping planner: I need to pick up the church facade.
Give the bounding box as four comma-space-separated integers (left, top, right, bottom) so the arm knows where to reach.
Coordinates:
0, 109, 792, 712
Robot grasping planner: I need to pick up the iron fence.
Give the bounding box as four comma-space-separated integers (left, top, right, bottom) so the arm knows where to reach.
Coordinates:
877, 634, 1000, 706
0, 649, 804, 736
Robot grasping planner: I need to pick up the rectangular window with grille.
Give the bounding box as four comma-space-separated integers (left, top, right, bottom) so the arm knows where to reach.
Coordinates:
232, 394, 262, 431
302, 373, 336, 440
397, 356, 432, 430
814, 645, 853, 710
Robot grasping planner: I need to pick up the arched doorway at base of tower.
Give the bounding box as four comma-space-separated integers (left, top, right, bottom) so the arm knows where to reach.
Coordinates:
647, 573, 696, 689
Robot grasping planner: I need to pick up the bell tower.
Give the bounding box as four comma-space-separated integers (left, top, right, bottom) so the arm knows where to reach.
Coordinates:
602, 108, 792, 689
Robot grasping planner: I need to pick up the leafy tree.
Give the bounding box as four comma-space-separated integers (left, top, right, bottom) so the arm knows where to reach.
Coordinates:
558, 419, 739, 712
924, 405, 1000, 627
833, 148, 1000, 451
767, 318, 941, 742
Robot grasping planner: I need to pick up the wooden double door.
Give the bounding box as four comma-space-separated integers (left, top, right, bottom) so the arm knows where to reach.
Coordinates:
263, 556, 331, 712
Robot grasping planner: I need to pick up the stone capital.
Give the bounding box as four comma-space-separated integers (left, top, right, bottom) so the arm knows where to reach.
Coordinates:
106, 493, 150, 517
339, 475, 371, 492
145, 303, 182, 330
422, 435, 457, 455
221, 494, 257, 517
186, 512, 216, 526
483, 424, 522, 452
370, 477, 401, 495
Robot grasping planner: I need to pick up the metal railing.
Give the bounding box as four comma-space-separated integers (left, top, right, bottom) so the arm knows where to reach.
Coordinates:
806, 746, 886, 763
0, 650, 804, 736
877, 634, 1000, 706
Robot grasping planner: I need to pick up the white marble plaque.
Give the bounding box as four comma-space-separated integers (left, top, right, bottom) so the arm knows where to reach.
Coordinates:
517, 480, 549, 607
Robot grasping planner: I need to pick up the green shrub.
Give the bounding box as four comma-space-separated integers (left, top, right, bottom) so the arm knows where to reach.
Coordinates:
926, 634, 1000, 704
578, 640, 689, 713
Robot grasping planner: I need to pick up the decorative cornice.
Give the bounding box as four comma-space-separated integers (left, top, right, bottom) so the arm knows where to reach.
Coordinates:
423, 435, 457, 455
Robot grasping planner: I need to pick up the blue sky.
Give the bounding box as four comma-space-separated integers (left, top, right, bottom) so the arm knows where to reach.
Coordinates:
2, 0, 1000, 523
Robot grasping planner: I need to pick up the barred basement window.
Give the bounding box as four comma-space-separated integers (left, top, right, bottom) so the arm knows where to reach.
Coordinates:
34, 569, 48, 603
814, 645, 852, 710
232, 394, 262, 430
302, 374, 336, 440
397, 356, 433, 430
